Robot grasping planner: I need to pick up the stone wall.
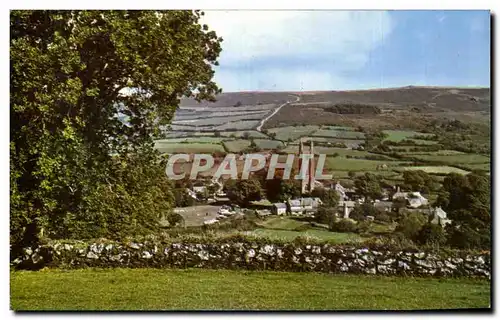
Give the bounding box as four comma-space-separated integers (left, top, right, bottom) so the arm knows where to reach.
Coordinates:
11, 240, 490, 278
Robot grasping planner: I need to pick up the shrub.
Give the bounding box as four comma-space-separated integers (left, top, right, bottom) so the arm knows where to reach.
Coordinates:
167, 213, 184, 227
330, 219, 357, 233
415, 223, 446, 246
293, 224, 310, 232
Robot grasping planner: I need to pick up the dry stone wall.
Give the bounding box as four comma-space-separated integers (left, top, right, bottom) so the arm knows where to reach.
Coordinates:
11, 240, 490, 278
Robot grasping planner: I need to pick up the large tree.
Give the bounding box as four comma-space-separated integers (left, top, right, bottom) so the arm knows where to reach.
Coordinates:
10, 10, 222, 247
354, 173, 383, 200
438, 172, 491, 249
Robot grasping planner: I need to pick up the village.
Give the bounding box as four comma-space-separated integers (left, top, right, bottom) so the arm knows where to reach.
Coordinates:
171, 139, 451, 233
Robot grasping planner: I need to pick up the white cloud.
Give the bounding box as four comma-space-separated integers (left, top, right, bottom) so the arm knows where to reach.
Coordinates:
201, 11, 395, 91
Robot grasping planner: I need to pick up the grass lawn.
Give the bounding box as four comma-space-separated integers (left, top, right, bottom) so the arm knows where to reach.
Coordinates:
242, 228, 364, 243
256, 216, 307, 230
10, 269, 491, 311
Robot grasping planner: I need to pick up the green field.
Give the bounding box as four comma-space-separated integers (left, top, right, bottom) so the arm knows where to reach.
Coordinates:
325, 157, 408, 172
268, 125, 319, 141
223, 140, 251, 152
155, 142, 225, 154
312, 129, 365, 139
406, 154, 490, 165
382, 130, 435, 142
397, 166, 470, 175
220, 130, 269, 139
254, 139, 284, 150
156, 137, 230, 144
10, 269, 490, 310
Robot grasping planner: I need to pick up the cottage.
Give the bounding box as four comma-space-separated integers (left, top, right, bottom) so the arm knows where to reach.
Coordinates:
271, 203, 287, 215
374, 200, 393, 212
286, 197, 322, 215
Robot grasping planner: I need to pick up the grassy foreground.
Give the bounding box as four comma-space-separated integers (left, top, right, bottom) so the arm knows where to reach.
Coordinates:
11, 268, 490, 311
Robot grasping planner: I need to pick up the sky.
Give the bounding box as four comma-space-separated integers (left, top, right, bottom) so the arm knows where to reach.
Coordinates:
201, 10, 491, 92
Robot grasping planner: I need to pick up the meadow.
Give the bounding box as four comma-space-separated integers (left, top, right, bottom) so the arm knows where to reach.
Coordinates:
11, 269, 491, 310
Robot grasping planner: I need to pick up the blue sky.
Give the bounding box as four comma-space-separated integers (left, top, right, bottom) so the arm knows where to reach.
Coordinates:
201, 10, 490, 92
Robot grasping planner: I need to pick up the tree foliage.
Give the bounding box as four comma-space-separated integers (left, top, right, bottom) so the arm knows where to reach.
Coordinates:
225, 178, 264, 206
402, 170, 439, 194
10, 10, 222, 248
440, 172, 491, 249
354, 173, 383, 200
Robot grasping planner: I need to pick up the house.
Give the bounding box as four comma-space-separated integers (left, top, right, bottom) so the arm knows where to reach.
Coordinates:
407, 192, 428, 208
374, 200, 393, 212
271, 203, 287, 215
391, 187, 428, 209
338, 200, 356, 218
286, 197, 322, 215
429, 207, 451, 227
288, 199, 303, 215
392, 186, 409, 200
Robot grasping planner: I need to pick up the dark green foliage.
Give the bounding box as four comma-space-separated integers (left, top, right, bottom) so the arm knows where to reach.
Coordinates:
415, 223, 446, 246
354, 173, 383, 200
402, 170, 440, 194
167, 213, 185, 227
315, 206, 337, 226
10, 10, 222, 249
440, 172, 490, 249
329, 219, 357, 233
225, 177, 264, 206
311, 187, 339, 207
394, 212, 428, 241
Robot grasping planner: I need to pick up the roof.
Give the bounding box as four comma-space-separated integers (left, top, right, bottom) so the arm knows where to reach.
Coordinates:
392, 191, 409, 199
374, 201, 393, 209
288, 199, 301, 207
338, 200, 356, 208
272, 203, 287, 209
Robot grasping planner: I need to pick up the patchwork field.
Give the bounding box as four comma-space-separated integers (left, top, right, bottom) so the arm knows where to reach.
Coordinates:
11, 269, 491, 310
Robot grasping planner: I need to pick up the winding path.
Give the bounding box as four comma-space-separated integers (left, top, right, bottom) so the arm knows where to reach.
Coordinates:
256, 95, 300, 132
